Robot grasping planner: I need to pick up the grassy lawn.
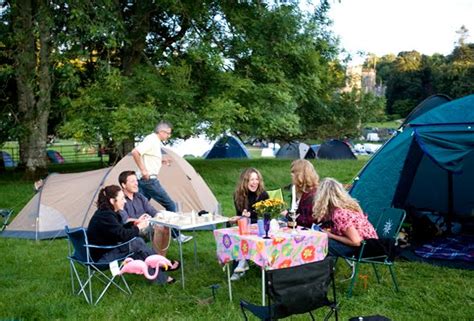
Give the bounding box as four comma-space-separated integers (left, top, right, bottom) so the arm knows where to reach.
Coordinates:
0, 159, 473, 320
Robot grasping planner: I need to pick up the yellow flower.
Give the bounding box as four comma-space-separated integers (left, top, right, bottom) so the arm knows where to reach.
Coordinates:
252, 198, 287, 219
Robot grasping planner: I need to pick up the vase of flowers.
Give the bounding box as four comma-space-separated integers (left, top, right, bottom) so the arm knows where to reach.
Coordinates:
253, 198, 286, 236
253, 198, 286, 219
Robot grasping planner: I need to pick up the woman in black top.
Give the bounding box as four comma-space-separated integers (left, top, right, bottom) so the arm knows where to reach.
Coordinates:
230, 168, 269, 281
87, 185, 176, 284
232, 168, 269, 224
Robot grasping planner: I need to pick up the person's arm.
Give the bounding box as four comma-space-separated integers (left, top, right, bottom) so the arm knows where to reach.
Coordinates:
141, 194, 159, 216
131, 148, 149, 180
119, 209, 136, 224
97, 212, 140, 243
325, 226, 363, 247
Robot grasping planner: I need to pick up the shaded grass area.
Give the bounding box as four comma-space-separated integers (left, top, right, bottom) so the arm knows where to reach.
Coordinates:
1, 159, 473, 320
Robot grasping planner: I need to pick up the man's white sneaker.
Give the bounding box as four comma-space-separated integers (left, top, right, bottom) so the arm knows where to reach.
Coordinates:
230, 271, 245, 281
233, 260, 249, 273
174, 234, 193, 243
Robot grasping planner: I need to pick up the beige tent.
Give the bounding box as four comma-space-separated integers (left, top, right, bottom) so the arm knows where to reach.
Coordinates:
2, 148, 218, 240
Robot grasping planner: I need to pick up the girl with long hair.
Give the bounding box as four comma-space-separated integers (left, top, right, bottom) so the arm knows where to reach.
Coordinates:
312, 178, 377, 257
233, 167, 269, 224
289, 159, 319, 228
230, 168, 269, 281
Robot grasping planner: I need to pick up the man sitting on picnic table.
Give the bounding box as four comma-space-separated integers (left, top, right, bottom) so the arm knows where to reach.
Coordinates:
118, 170, 180, 271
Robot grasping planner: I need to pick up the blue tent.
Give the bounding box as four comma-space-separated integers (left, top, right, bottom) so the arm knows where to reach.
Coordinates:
205, 135, 250, 159
350, 94, 474, 249
317, 140, 356, 160
276, 142, 315, 159
47, 150, 65, 164
0, 151, 16, 168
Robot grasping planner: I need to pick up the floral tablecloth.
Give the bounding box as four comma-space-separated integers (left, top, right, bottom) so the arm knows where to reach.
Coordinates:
213, 225, 328, 270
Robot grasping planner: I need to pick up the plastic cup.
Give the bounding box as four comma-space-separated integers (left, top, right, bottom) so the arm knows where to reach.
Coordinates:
238, 218, 248, 235
257, 219, 265, 236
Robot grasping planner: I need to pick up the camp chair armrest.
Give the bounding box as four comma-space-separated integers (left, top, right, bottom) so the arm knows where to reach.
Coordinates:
85, 237, 137, 250
355, 239, 369, 260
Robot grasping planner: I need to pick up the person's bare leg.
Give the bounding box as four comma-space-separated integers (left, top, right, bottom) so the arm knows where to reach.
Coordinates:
153, 226, 170, 256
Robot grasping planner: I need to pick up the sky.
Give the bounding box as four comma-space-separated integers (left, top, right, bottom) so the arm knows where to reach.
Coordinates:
325, 0, 474, 65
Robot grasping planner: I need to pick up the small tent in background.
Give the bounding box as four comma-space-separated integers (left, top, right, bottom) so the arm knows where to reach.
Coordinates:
205, 135, 250, 159
316, 140, 356, 160
47, 150, 65, 164
0, 151, 16, 168
350, 94, 474, 267
2, 147, 218, 240
261, 143, 281, 158
276, 142, 315, 159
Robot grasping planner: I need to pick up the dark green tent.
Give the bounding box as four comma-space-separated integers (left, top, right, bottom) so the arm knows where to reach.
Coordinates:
350, 94, 474, 238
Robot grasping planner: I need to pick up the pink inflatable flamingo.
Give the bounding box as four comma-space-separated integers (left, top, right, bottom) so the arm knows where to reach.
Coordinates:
144, 254, 172, 271
119, 258, 159, 280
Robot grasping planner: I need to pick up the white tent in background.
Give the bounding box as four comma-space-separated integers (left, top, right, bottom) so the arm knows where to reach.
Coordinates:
169, 135, 216, 158
261, 143, 280, 157
2, 148, 218, 240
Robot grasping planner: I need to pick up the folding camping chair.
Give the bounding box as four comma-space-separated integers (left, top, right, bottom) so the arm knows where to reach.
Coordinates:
267, 188, 284, 201
344, 208, 406, 297
65, 226, 135, 305
0, 209, 13, 231
240, 256, 338, 321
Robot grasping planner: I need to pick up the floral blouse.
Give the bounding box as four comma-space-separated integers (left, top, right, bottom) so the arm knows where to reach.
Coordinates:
331, 208, 378, 240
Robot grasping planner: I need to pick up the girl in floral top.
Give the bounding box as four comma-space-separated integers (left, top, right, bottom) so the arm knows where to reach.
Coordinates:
312, 178, 378, 257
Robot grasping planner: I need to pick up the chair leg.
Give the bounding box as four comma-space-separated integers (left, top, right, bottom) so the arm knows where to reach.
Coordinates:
343, 259, 356, 281
121, 275, 132, 295
70, 262, 91, 304
347, 262, 360, 298
372, 263, 381, 283
388, 264, 399, 292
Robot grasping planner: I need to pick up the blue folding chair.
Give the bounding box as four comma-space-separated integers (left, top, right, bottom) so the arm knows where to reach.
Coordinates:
65, 226, 136, 305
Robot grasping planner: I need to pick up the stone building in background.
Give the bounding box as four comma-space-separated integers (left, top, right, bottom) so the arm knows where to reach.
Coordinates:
343, 65, 386, 96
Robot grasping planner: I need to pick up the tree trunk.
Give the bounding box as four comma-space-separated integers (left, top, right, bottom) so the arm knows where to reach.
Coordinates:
12, 0, 52, 177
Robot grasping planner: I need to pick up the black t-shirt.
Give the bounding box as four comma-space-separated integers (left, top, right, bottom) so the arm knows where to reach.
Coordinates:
234, 190, 269, 223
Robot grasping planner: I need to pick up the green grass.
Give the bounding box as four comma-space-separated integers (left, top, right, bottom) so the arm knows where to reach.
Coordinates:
1, 159, 473, 320
365, 121, 401, 129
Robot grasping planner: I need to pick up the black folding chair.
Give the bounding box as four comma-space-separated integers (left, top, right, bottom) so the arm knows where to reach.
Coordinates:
65, 226, 136, 305
240, 256, 338, 320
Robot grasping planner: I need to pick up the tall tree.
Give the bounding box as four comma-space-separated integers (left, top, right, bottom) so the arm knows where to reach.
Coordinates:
9, 0, 53, 176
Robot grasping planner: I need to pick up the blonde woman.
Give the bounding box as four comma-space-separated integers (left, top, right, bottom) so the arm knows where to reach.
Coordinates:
289, 159, 319, 228
312, 178, 377, 257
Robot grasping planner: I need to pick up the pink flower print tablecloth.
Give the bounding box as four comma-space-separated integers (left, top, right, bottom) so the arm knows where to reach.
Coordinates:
213, 225, 328, 270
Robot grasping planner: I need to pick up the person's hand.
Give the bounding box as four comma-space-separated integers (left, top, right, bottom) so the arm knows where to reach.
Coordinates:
242, 209, 251, 218
139, 213, 151, 220
228, 216, 241, 224
141, 169, 150, 180
136, 220, 148, 230
280, 209, 288, 216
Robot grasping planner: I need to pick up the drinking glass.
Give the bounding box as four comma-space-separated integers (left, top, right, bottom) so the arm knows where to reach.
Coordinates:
263, 213, 271, 239
214, 202, 222, 220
